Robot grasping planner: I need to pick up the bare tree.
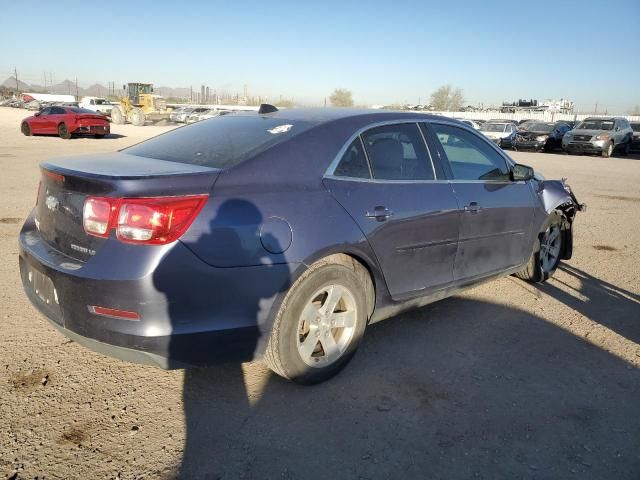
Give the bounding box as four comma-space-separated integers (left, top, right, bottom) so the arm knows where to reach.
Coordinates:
430, 84, 465, 111
329, 88, 354, 107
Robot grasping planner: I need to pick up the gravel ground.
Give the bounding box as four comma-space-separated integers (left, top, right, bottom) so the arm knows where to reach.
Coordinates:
0, 106, 638, 480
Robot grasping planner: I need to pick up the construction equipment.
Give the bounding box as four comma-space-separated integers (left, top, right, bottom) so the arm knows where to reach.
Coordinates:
110, 83, 172, 126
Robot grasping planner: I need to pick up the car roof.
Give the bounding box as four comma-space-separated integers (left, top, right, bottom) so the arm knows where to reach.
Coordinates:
231, 108, 448, 127
582, 116, 620, 121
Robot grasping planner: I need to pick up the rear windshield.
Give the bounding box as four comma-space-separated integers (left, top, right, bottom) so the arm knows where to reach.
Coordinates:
68, 107, 100, 114
125, 115, 314, 169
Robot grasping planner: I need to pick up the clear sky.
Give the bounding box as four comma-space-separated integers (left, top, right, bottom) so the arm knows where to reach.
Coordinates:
1, 0, 639, 112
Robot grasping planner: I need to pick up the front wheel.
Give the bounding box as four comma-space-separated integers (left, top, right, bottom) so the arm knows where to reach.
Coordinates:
601, 141, 614, 158
264, 255, 372, 384
21, 122, 31, 136
516, 212, 564, 283
58, 123, 71, 139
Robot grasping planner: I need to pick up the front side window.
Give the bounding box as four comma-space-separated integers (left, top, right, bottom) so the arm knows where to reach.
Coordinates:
334, 139, 370, 179
431, 123, 510, 181
361, 123, 433, 180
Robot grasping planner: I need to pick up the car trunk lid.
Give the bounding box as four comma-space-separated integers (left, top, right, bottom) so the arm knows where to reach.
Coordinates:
36, 153, 220, 261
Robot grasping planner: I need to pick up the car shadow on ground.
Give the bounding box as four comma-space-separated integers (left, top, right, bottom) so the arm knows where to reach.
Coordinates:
535, 263, 640, 345
174, 295, 640, 479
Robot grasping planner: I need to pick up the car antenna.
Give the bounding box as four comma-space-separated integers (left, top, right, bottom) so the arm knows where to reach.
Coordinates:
258, 103, 278, 114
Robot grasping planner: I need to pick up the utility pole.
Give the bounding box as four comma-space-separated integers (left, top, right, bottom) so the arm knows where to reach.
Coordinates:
75, 78, 79, 99
594, 102, 598, 114
14, 67, 19, 93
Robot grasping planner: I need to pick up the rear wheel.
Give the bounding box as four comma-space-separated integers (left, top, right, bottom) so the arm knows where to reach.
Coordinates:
601, 141, 614, 158
264, 255, 372, 384
58, 123, 71, 140
516, 212, 564, 283
21, 122, 31, 136
94, 134, 105, 139
110, 106, 125, 125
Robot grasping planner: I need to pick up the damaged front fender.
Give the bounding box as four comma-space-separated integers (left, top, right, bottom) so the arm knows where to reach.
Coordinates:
538, 178, 586, 216
533, 178, 585, 260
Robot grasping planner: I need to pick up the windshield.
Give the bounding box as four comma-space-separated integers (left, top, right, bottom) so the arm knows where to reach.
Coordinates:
526, 123, 554, 132
95, 99, 109, 105
578, 120, 614, 130
481, 123, 507, 132
631, 123, 640, 132
125, 115, 314, 169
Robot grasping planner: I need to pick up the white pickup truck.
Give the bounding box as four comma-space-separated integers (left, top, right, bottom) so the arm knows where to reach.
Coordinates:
79, 97, 114, 115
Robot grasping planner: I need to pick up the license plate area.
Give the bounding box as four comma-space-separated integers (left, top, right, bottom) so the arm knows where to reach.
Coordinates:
24, 265, 63, 324
30, 268, 57, 304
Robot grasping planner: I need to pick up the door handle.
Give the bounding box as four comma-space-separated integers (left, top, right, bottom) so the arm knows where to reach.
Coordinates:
366, 206, 393, 221
464, 202, 482, 213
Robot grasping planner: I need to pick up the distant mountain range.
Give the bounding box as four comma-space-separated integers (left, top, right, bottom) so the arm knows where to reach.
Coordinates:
1, 76, 192, 99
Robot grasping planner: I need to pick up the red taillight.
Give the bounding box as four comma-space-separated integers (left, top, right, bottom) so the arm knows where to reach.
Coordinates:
83, 195, 207, 245
83, 197, 117, 237
89, 306, 140, 321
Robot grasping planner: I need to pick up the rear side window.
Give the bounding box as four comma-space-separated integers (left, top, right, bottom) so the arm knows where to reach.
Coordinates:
361, 123, 433, 180
125, 115, 314, 169
431, 123, 509, 181
334, 139, 370, 179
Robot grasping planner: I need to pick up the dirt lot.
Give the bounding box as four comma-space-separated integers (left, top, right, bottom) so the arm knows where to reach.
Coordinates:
0, 106, 638, 480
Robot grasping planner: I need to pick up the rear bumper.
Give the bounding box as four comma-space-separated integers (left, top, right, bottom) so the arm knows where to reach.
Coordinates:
19, 214, 295, 368
73, 125, 110, 135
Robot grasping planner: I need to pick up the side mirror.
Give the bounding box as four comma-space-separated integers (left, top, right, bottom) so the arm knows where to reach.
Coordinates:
512, 163, 534, 181
34, 111, 41, 117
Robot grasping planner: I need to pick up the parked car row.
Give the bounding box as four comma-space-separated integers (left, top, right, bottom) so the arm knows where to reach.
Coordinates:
169, 106, 233, 123
1, 97, 80, 112
477, 116, 635, 157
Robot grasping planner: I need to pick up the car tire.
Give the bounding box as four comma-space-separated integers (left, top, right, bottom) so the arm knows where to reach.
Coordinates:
21, 122, 31, 136
622, 140, 631, 156
94, 134, 105, 139
601, 141, 614, 158
129, 107, 145, 126
58, 123, 71, 140
264, 255, 373, 385
110, 106, 125, 125
515, 211, 564, 283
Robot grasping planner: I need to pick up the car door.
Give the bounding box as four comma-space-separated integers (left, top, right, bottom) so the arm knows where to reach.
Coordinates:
323, 122, 459, 299
48, 106, 67, 133
31, 107, 51, 133
424, 122, 536, 282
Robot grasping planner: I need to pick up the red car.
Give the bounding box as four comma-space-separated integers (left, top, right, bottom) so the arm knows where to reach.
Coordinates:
21, 106, 110, 139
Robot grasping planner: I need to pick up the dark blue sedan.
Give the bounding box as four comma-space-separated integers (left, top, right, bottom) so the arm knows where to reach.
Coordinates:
19, 107, 584, 384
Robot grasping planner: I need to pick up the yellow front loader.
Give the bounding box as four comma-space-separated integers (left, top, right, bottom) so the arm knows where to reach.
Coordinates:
110, 83, 172, 126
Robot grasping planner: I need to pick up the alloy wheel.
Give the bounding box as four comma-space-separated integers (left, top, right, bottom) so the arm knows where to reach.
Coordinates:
296, 284, 357, 368
540, 224, 561, 273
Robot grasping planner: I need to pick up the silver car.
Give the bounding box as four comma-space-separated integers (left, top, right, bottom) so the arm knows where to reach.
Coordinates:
562, 117, 634, 157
